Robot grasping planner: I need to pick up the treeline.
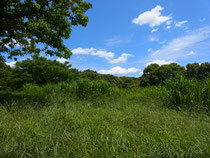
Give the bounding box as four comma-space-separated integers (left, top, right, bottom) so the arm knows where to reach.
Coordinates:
0, 55, 210, 91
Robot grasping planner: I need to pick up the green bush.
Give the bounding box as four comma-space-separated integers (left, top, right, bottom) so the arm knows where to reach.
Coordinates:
161, 75, 210, 112
22, 79, 119, 101
70, 79, 118, 100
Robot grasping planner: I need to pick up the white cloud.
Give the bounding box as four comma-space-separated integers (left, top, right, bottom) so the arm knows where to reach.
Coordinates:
6, 61, 16, 68
56, 58, 69, 63
166, 20, 173, 25
105, 35, 132, 47
140, 70, 144, 75
186, 51, 196, 56
91, 50, 114, 59
72, 48, 95, 55
108, 53, 132, 64
149, 26, 210, 61
132, 5, 171, 28
146, 60, 175, 66
160, 40, 167, 44
148, 48, 153, 53
98, 66, 139, 75
72, 47, 132, 64
165, 25, 171, 29
175, 20, 188, 27
149, 36, 159, 42
151, 28, 159, 33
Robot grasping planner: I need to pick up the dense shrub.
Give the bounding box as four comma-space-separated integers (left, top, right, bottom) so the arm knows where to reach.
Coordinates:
22, 79, 119, 101
161, 76, 210, 112
70, 79, 118, 100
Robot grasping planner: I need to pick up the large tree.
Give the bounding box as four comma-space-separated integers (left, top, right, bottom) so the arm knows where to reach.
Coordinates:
0, 0, 92, 60
12, 55, 72, 88
141, 63, 185, 86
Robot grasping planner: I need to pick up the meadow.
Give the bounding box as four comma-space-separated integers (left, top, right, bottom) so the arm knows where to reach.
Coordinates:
0, 79, 209, 158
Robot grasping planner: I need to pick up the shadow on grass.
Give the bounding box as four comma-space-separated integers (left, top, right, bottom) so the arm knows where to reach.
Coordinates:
0, 91, 50, 109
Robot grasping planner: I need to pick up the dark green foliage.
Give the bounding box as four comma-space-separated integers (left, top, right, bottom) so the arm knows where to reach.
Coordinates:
70, 79, 118, 100
186, 62, 200, 78
186, 62, 210, 80
0, 0, 92, 60
11, 55, 72, 89
82, 69, 102, 80
161, 75, 210, 112
0, 59, 12, 90
198, 62, 210, 79
141, 63, 186, 86
22, 79, 119, 101
120, 76, 140, 88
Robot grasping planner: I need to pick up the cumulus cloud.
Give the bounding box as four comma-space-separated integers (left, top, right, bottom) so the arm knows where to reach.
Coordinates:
146, 60, 175, 66
108, 53, 132, 64
98, 66, 139, 75
72, 48, 95, 55
148, 26, 210, 61
132, 5, 171, 27
175, 20, 188, 27
6, 61, 17, 68
72, 47, 132, 64
56, 58, 69, 63
91, 50, 114, 59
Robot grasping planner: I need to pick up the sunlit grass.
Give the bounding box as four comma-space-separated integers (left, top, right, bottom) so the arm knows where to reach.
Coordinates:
0, 87, 209, 157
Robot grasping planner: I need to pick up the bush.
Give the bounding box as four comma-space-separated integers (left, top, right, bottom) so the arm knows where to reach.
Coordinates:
161, 75, 210, 112
70, 79, 118, 100
22, 79, 119, 101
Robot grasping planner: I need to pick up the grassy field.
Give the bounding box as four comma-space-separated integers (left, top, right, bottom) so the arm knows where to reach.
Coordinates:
0, 86, 209, 158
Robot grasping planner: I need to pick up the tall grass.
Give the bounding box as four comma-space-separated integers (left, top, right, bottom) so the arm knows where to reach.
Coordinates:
0, 87, 209, 157
161, 75, 210, 112
22, 79, 119, 100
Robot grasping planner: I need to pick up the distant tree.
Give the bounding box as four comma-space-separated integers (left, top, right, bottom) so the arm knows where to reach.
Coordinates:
120, 77, 139, 89
198, 62, 210, 80
140, 76, 150, 87
142, 64, 159, 76
82, 69, 102, 81
0, 59, 12, 90
154, 63, 185, 85
103, 74, 123, 88
141, 63, 185, 86
186, 63, 200, 79
12, 55, 72, 89
0, 0, 92, 60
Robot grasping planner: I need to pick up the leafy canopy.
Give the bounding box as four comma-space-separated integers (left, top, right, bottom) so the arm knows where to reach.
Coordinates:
0, 0, 92, 60
12, 55, 72, 88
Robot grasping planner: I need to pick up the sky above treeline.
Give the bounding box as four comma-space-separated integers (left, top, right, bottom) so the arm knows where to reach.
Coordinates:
7, 0, 210, 77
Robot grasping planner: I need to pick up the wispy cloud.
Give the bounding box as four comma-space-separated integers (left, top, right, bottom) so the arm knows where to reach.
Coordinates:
165, 25, 172, 29
185, 51, 196, 56
105, 35, 132, 47
151, 28, 159, 33
148, 26, 210, 61
175, 20, 188, 27
98, 66, 139, 75
132, 5, 171, 28
72, 48, 132, 64
149, 36, 159, 42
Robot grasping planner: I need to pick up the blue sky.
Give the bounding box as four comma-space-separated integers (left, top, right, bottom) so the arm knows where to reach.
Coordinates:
7, 0, 210, 77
